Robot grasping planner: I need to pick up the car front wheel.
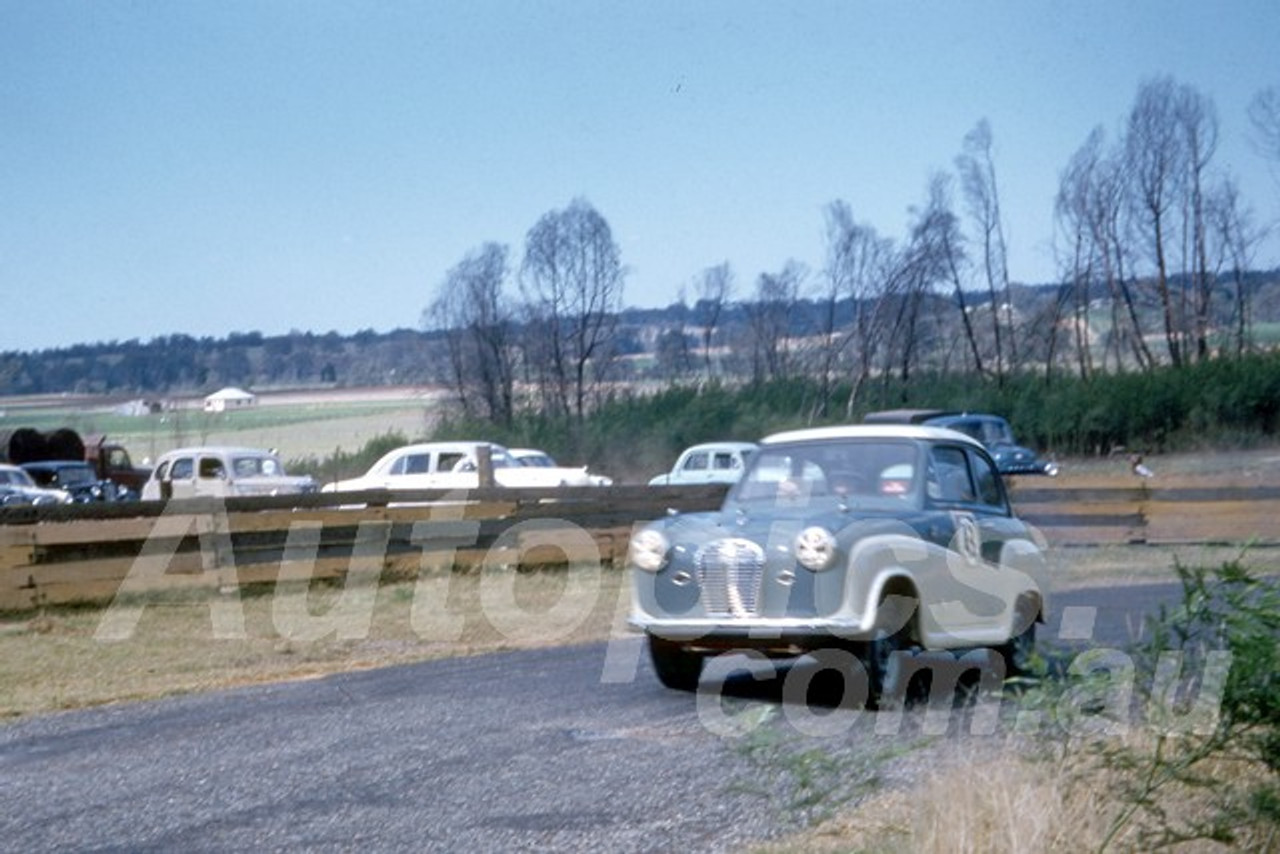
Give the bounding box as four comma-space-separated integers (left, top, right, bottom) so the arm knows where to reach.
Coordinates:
1000, 596, 1040, 677
865, 593, 918, 708
648, 636, 704, 691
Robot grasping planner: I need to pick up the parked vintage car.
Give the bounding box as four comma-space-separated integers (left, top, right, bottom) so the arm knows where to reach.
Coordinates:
0, 463, 73, 505
322, 442, 605, 493
628, 424, 1048, 703
141, 447, 317, 500
864, 409, 1059, 476
647, 441, 759, 486
510, 447, 613, 486
21, 460, 128, 502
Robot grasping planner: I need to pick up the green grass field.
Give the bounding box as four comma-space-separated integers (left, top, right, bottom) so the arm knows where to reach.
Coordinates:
0, 393, 443, 467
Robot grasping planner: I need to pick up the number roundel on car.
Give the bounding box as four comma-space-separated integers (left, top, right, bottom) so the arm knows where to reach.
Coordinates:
951, 511, 982, 565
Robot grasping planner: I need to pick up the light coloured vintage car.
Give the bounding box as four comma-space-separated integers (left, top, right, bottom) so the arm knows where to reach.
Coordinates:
142, 447, 317, 500
0, 463, 73, 505
322, 442, 605, 493
629, 424, 1048, 704
510, 447, 613, 486
647, 441, 758, 486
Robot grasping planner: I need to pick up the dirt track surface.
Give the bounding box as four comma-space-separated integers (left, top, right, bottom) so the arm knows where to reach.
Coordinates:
0, 583, 1181, 853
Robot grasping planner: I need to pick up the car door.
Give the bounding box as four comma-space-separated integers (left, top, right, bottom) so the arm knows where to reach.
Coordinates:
922, 443, 1025, 637
193, 454, 230, 497
676, 450, 711, 484
166, 456, 198, 499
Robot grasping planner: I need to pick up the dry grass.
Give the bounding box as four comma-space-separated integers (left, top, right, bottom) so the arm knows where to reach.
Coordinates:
768, 738, 1276, 854
1049, 543, 1276, 591
0, 543, 1231, 721
0, 565, 631, 720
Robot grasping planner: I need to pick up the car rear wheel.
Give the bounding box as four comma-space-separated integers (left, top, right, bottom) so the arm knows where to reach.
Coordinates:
648, 635, 704, 691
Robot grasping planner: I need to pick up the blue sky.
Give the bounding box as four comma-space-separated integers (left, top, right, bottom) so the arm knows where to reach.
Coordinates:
2, 1, 1279, 353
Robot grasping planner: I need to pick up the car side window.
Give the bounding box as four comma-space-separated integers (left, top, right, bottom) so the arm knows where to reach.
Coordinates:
927, 446, 975, 503
970, 451, 1006, 509
392, 454, 431, 475
154, 461, 170, 481
199, 457, 225, 479
712, 453, 736, 471
438, 453, 466, 472
683, 453, 708, 472
170, 458, 194, 480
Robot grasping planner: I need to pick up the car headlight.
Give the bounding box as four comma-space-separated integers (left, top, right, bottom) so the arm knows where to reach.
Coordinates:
628, 528, 670, 572
794, 526, 837, 571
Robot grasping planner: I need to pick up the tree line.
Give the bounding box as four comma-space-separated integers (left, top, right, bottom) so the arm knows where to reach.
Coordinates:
431, 77, 1280, 430
4, 78, 1279, 416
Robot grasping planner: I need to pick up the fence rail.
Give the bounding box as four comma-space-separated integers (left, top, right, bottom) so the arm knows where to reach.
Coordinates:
1, 475, 1274, 612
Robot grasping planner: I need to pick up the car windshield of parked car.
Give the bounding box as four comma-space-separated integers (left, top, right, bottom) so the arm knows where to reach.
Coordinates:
516, 452, 555, 467
945, 417, 1015, 446
0, 468, 37, 487
232, 456, 281, 477
56, 465, 96, 485
453, 450, 520, 471
731, 440, 919, 508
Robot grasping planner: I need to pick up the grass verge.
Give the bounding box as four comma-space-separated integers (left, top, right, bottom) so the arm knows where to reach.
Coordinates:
0, 565, 630, 720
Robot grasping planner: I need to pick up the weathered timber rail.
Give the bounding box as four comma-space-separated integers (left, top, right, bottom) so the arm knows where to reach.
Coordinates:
0, 485, 729, 612
1, 475, 1276, 612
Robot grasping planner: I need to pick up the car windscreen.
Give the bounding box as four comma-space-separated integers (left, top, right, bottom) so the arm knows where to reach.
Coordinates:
0, 469, 36, 486
232, 456, 282, 477
55, 466, 96, 485
731, 440, 919, 508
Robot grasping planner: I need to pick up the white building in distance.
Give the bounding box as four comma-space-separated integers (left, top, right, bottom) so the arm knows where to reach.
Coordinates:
203, 387, 257, 413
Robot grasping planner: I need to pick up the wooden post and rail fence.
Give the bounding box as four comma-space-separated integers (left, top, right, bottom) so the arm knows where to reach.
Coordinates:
1, 475, 1276, 613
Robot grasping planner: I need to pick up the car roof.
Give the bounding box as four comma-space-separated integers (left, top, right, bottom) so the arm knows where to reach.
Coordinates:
158, 446, 279, 458
20, 459, 93, 468
681, 441, 758, 453
761, 423, 986, 450
384, 441, 506, 454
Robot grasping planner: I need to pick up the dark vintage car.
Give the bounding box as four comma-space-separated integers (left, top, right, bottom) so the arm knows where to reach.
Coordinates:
628, 424, 1048, 704
864, 409, 1059, 476
21, 460, 130, 502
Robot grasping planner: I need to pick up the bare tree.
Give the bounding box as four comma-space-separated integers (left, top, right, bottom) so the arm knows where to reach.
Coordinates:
1207, 177, 1265, 357
520, 198, 625, 421
911, 174, 985, 376
1125, 77, 1191, 367
693, 262, 733, 380
1248, 86, 1280, 167
655, 287, 695, 380
744, 261, 805, 383
823, 200, 897, 417
1176, 85, 1220, 361
1054, 139, 1097, 379
424, 242, 516, 424
956, 118, 1016, 379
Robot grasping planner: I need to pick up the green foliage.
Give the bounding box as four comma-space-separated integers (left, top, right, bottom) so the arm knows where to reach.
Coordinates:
287, 430, 410, 482
285, 351, 1280, 482
731, 704, 909, 828
1019, 557, 1280, 851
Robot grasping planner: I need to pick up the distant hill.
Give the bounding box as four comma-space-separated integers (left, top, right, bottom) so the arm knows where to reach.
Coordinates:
4, 272, 1279, 397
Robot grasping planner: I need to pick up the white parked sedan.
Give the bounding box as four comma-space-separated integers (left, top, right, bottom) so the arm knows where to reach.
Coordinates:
648, 442, 758, 486
511, 447, 613, 486
322, 442, 604, 492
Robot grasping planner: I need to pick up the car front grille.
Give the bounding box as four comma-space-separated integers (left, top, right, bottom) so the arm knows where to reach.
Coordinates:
694, 538, 766, 617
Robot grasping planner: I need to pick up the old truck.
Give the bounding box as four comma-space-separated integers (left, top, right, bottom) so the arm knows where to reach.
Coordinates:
0, 428, 152, 496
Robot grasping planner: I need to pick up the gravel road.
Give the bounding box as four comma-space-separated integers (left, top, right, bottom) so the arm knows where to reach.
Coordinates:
0, 583, 1183, 852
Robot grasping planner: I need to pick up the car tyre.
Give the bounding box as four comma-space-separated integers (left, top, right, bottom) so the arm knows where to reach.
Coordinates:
648, 635, 703, 692
865, 593, 917, 709
1000, 595, 1039, 677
